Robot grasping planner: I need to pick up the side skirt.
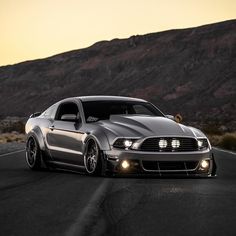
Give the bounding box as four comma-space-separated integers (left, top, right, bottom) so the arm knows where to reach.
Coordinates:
46, 161, 86, 173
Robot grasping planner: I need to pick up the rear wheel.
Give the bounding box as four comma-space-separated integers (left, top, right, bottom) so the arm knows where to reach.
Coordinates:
84, 139, 103, 176
26, 136, 41, 170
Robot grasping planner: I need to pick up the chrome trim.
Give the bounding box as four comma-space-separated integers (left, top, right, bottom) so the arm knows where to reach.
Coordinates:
137, 136, 209, 151
47, 146, 83, 155
50, 127, 84, 134
139, 135, 207, 143
112, 135, 209, 151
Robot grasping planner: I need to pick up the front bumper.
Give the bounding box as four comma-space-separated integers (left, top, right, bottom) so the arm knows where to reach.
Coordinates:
104, 148, 216, 177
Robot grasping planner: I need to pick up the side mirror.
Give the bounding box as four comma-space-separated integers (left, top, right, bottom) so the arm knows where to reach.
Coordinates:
166, 114, 175, 121
166, 114, 183, 123
61, 114, 77, 122
174, 114, 183, 123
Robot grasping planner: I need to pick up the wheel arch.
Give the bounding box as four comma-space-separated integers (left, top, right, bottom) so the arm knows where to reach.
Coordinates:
83, 131, 110, 152
26, 126, 46, 151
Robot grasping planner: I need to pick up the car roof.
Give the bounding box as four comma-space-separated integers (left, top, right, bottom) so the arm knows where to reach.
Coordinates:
75, 96, 147, 102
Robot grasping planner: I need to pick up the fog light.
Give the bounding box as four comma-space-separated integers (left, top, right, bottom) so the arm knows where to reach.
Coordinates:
159, 139, 167, 148
200, 160, 209, 169
171, 139, 180, 148
121, 160, 130, 169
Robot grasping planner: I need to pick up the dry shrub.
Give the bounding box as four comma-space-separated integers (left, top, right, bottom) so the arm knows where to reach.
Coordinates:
218, 133, 236, 151
0, 133, 26, 144
203, 124, 223, 135
207, 135, 221, 146
1, 120, 25, 133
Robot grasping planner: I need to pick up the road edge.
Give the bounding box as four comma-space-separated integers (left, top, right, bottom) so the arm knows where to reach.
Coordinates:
213, 147, 236, 155
0, 149, 24, 157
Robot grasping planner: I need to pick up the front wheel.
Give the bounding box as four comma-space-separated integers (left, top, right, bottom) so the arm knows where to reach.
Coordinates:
84, 139, 103, 176
26, 136, 42, 170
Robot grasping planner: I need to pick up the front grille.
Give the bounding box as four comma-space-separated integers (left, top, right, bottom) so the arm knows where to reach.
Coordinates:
142, 161, 198, 171
140, 137, 198, 152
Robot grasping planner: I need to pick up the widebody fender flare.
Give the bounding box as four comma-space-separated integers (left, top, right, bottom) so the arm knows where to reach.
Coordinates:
83, 129, 111, 152
26, 126, 46, 151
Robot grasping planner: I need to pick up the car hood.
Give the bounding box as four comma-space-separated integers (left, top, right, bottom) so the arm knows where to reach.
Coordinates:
97, 115, 204, 140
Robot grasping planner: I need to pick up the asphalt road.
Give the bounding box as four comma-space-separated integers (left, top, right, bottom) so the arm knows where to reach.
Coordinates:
1, 148, 236, 236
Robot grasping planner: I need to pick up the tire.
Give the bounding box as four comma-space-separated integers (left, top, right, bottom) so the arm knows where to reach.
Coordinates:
25, 136, 42, 170
84, 139, 103, 176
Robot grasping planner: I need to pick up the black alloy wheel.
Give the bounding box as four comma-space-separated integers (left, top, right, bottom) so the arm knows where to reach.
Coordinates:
26, 136, 41, 170
84, 139, 102, 175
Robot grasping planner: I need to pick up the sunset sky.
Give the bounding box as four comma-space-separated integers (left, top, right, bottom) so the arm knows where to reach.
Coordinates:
0, 0, 235, 66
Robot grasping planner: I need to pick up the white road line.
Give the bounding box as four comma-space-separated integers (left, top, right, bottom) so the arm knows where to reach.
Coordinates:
66, 178, 111, 236
0, 149, 24, 157
213, 147, 236, 155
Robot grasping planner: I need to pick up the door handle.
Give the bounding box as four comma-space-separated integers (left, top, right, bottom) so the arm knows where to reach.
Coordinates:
49, 125, 55, 131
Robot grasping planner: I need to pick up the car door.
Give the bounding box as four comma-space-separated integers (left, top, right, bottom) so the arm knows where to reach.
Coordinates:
46, 101, 85, 166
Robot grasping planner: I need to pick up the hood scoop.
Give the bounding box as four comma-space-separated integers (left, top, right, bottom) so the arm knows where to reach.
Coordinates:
110, 115, 153, 132
109, 115, 189, 136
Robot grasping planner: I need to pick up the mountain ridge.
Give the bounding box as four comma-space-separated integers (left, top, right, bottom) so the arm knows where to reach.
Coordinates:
0, 20, 235, 128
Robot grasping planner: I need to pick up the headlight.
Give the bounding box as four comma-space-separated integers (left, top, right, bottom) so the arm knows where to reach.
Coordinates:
197, 140, 203, 147
113, 138, 138, 149
197, 138, 209, 150
124, 140, 133, 148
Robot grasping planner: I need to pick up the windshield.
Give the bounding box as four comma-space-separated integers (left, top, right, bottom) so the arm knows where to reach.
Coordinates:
82, 101, 164, 122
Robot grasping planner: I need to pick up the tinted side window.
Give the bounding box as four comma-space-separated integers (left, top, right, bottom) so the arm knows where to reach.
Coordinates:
55, 102, 79, 120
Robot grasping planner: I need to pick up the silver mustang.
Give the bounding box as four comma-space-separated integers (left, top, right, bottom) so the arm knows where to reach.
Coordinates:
25, 96, 216, 177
